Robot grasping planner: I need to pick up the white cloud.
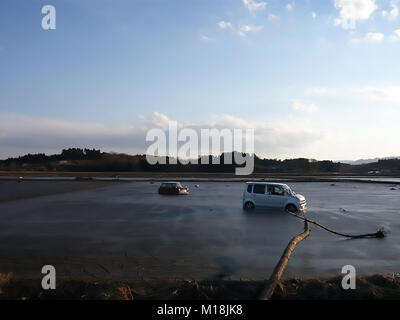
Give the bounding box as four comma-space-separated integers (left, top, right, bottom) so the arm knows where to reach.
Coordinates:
360, 86, 400, 102
238, 24, 263, 36
306, 85, 400, 103
312, 12, 317, 19
242, 0, 267, 12
268, 13, 280, 20
382, 1, 399, 20
0, 114, 148, 159
350, 32, 385, 43
200, 34, 215, 42
206, 114, 255, 129
286, 2, 295, 11
217, 21, 233, 29
389, 28, 400, 40
334, 0, 378, 29
217, 21, 263, 37
364, 32, 385, 41
138, 111, 170, 130
2, 111, 398, 161
291, 100, 318, 113
0, 113, 324, 160
305, 87, 336, 95
188, 114, 323, 158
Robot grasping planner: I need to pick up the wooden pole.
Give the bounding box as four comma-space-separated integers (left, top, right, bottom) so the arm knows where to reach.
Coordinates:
259, 209, 385, 300
259, 220, 310, 300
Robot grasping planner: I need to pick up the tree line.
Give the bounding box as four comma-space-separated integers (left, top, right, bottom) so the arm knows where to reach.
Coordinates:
0, 148, 399, 174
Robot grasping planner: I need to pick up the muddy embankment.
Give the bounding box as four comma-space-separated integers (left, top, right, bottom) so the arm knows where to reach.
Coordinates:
1, 273, 400, 300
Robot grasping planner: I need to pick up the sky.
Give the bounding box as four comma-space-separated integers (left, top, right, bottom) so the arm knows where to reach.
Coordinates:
0, 0, 400, 160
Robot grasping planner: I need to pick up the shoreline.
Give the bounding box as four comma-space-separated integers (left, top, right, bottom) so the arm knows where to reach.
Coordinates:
1, 273, 399, 300
2, 170, 400, 177
1, 171, 400, 184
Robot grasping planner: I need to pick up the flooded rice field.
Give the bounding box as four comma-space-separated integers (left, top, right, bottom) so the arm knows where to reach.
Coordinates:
0, 180, 399, 280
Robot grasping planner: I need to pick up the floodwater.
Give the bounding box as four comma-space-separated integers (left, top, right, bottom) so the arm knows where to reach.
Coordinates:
0, 181, 399, 281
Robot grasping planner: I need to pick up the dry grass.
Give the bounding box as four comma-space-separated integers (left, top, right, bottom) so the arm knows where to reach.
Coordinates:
1, 274, 400, 300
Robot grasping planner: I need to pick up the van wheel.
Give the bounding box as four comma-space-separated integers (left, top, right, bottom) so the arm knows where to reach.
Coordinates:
285, 204, 298, 213
244, 202, 255, 210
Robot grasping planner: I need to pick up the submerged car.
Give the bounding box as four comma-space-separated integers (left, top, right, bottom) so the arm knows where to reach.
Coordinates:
158, 182, 189, 195
243, 182, 307, 213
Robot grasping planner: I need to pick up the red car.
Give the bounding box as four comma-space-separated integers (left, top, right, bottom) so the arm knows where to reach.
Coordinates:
158, 182, 189, 195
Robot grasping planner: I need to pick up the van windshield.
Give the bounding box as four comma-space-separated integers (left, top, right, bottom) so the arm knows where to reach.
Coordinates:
283, 185, 295, 196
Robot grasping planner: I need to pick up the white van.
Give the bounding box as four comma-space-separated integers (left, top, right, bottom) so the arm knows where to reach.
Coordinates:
243, 182, 307, 213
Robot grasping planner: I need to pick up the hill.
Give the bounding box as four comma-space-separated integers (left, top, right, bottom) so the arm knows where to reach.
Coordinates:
0, 148, 399, 174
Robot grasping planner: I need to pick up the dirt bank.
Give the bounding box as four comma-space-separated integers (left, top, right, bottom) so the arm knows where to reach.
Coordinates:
1, 274, 399, 300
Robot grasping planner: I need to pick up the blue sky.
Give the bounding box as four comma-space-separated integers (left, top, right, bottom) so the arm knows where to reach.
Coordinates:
1, 0, 400, 160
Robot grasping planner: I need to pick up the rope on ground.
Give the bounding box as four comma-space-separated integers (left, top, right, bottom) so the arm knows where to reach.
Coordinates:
286, 209, 386, 239
259, 209, 386, 300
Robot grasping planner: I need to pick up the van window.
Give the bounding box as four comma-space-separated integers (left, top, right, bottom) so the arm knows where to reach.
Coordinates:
247, 184, 253, 193
268, 185, 284, 196
253, 184, 266, 194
